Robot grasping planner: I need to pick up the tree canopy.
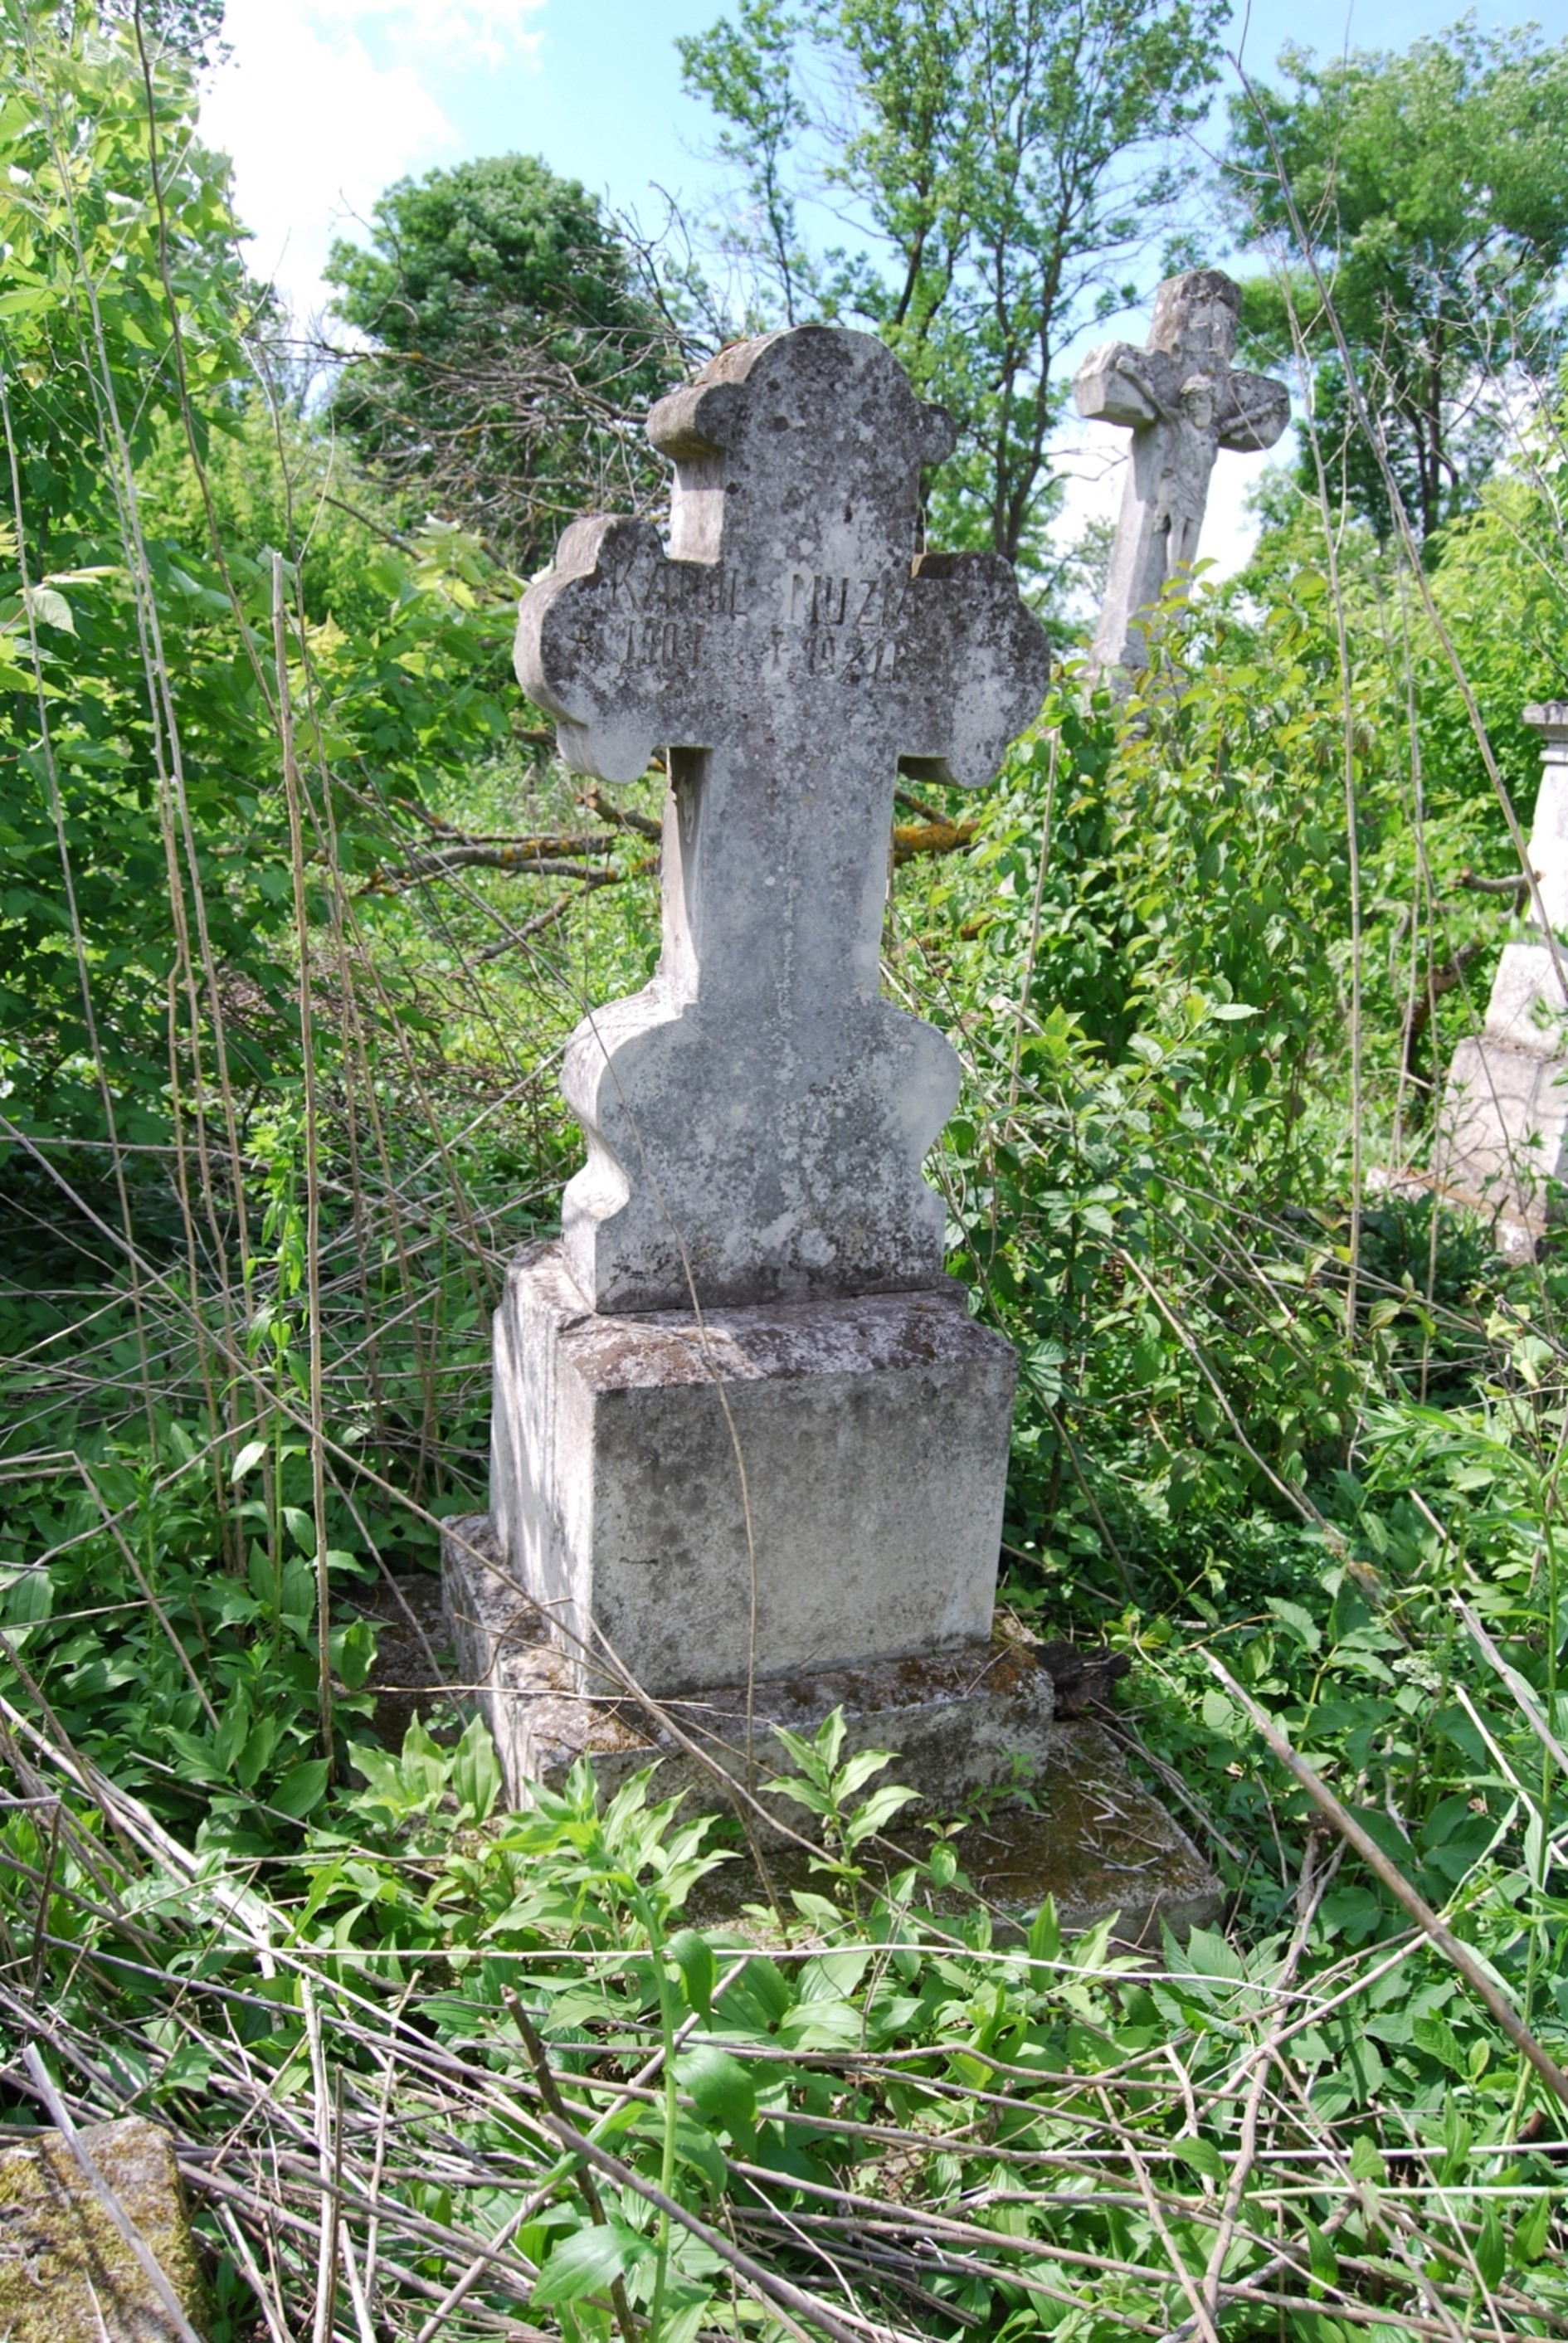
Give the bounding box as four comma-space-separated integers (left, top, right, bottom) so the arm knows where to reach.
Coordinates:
326, 154, 676, 571
679, 0, 1230, 577
1225, 21, 1568, 541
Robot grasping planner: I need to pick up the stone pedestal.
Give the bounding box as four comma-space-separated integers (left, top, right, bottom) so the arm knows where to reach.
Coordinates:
443, 1514, 1220, 1940
489, 1243, 1018, 1696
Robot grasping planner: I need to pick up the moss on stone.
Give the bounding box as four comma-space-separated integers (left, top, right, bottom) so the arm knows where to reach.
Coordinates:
0, 2116, 207, 2341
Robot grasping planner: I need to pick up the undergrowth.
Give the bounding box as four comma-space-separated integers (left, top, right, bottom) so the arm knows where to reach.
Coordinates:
2, 5, 1568, 2338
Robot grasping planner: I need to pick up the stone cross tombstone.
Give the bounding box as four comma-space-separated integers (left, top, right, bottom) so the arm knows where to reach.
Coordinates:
1074, 269, 1289, 676
518, 324, 1050, 1314
471, 324, 1051, 1712
1439, 704, 1568, 1254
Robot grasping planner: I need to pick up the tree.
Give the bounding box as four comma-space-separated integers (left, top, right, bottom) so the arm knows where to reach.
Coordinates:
1225, 22, 1568, 542
326, 155, 678, 572
0, 4, 516, 1155
678, 0, 1230, 575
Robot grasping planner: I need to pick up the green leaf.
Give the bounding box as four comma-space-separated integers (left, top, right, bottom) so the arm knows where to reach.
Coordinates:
676, 2043, 756, 2136
531, 2220, 650, 2306
235, 1713, 280, 1788
1265, 1596, 1322, 1651
450, 1714, 501, 1825
22, 584, 73, 634
271, 1758, 329, 1819
1411, 2013, 1468, 2076
213, 1686, 251, 1774
835, 1745, 898, 1799
1513, 2194, 1551, 2266
668, 1927, 717, 2019
329, 1616, 376, 1691
761, 1770, 832, 1819
1476, 2203, 1505, 2289
1171, 2135, 1225, 2187
348, 1740, 413, 1809
231, 1439, 268, 1483
1027, 1896, 1061, 1966
1302, 2212, 1338, 2287
842, 1779, 918, 1849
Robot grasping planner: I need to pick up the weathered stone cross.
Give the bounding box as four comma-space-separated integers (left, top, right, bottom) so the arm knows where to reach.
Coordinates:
1074, 269, 1289, 675
518, 324, 1051, 1313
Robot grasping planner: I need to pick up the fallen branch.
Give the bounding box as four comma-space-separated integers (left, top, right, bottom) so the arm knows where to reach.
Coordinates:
1401, 934, 1495, 1077
1459, 865, 1533, 901
578, 782, 665, 840
893, 816, 977, 865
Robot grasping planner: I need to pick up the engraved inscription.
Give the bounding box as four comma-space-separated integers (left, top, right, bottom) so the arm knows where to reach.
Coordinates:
804, 629, 899, 679
782, 568, 911, 683
787, 570, 912, 630
606, 555, 744, 619
621, 618, 705, 675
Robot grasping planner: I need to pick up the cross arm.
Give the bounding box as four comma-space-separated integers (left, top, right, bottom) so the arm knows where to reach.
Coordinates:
897, 553, 1052, 791
1216, 371, 1290, 454
515, 516, 708, 786
1073, 343, 1159, 430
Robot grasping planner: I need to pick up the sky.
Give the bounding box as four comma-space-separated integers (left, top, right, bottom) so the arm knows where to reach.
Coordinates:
200, 0, 1568, 582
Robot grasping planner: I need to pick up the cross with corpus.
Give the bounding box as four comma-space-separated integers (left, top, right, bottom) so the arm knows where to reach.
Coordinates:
1074, 269, 1290, 676
516, 324, 1051, 1316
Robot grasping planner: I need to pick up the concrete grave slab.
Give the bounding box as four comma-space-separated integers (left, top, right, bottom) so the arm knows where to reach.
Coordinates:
444, 1515, 1220, 1942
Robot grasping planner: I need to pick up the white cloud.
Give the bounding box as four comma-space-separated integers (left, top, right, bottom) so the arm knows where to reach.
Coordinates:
201, 0, 546, 322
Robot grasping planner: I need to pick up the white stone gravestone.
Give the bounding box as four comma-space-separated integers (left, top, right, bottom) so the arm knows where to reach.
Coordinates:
1439, 704, 1568, 1252
441, 326, 1223, 1930
482, 323, 1046, 1703
1074, 270, 1289, 676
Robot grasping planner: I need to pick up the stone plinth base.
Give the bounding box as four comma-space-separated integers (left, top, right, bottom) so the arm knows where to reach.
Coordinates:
443, 1516, 1220, 1941
489, 1243, 1018, 1696
1437, 1011, 1568, 1256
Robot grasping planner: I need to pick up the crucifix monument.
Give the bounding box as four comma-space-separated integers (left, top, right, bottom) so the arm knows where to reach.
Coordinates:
441, 324, 1221, 1928
1074, 269, 1289, 676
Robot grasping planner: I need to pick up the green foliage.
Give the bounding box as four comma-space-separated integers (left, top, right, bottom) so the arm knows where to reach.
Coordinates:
679, 0, 1230, 573
1226, 22, 1568, 539
0, 6, 520, 1152
7, 1691, 1568, 2337
325, 153, 677, 569
7, 7, 1568, 2334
